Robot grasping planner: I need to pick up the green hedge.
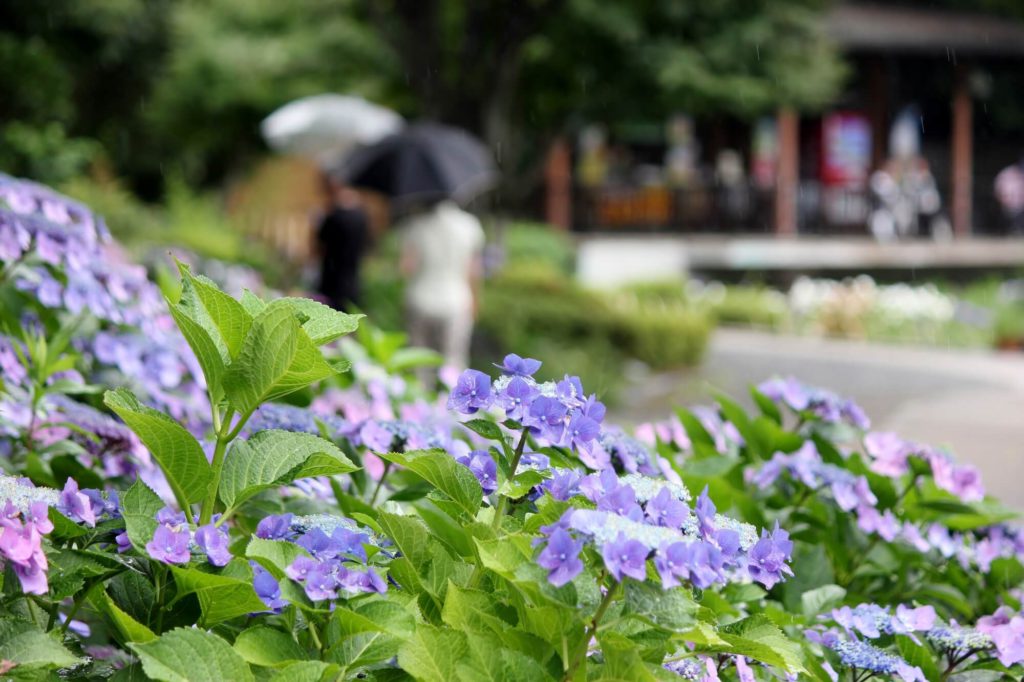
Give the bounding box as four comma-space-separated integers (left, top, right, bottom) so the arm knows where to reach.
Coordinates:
477, 264, 710, 397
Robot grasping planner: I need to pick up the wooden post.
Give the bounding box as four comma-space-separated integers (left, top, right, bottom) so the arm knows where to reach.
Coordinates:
866, 56, 888, 171
544, 136, 572, 230
951, 63, 973, 238
774, 107, 799, 236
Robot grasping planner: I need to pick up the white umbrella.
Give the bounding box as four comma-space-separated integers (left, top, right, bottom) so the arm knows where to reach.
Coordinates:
260, 94, 403, 165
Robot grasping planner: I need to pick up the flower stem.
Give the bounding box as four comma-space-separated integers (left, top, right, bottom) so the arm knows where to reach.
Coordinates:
198, 435, 228, 526
369, 462, 392, 506
490, 428, 530, 532
563, 579, 619, 681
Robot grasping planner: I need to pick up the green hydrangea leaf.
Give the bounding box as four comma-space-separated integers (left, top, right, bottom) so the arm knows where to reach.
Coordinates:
712, 615, 805, 674
169, 562, 268, 626
456, 632, 555, 681
222, 301, 301, 416
105, 389, 211, 508
278, 296, 362, 345
120, 479, 165, 550
378, 449, 482, 518
0, 618, 78, 670
176, 263, 253, 358
622, 582, 698, 632
233, 626, 305, 668
220, 429, 358, 511
268, 661, 340, 682
397, 624, 467, 682
246, 537, 309, 579
88, 587, 157, 644
130, 628, 254, 682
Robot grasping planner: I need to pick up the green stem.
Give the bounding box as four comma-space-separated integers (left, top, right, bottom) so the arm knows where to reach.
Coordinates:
490, 428, 530, 532
369, 463, 392, 506
199, 435, 229, 526
308, 618, 323, 654
563, 579, 619, 681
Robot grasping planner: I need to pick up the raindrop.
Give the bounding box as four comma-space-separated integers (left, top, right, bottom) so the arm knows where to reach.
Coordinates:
919, 116, 925, 134
756, 44, 760, 61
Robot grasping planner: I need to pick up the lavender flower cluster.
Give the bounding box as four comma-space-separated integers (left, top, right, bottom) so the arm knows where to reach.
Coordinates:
758, 376, 870, 430
0, 474, 116, 594
0, 174, 208, 426
808, 602, 1024, 678
256, 513, 386, 604
537, 471, 792, 591
447, 355, 605, 456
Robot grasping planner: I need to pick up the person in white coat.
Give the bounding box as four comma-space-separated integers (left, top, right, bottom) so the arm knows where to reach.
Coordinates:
399, 200, 485, 369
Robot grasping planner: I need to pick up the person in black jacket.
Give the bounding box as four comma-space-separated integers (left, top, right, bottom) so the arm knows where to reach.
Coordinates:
315, 172, 369, 312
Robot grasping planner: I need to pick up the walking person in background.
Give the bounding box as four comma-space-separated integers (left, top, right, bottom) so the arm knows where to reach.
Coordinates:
995, 155, 1024, 236
315, 171, 369, 311
399, 199, 485, 369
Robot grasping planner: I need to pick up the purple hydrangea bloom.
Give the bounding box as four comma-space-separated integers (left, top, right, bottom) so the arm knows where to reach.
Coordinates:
194, 524, 232, 567
747, 523, 793, 589
359, 420, 394, 452
496, 376, 537, 421
645, 487, 688, 529
654, 541, 690, 589
303, 562, 339, 601
285, 555, 319, 582
495, 353, 542, 377
447, 370, 493, 414
564, 413, 600, 454
296, 528, 340, 560
115, 532, 132, 553
252, 563, 287, 610
601, 533, 649, 582
526, 396, 567, 442
682, 540, 724, 589
57, 479, 96, 527
155, 507, 186, 527
255, 513, 294, 540
330, 527, 369, 563
544, 469, 582, 501
597, 484, 642, 520
145, 525, 191, 564
695, 487, 716, 539
457, 451, 498, 495
537, 528, 584, 586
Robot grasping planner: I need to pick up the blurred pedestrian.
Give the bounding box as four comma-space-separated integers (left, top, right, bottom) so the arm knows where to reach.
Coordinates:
315, 172, 369, 311
994, 156, 1024, 235
399, 200, 484, 369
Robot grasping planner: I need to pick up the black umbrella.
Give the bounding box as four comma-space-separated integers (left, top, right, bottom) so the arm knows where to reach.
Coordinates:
337, 123, 499, 204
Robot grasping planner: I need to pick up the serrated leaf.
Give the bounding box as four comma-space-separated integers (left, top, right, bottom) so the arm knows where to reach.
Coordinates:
89, 587, 156, 644
169, 563, 268, 626
105, 389, 211, 509
268, 661, 340, 682
240, 289, 267, 316
622, 582, 698, 632
801, 584, 846, 618
278, 297, 361, 345
0, 618, 78, 669
328, 631, 403, 672
246, 537, 309, 579
222, 301, 301, 416
130, 628, 254, 682
168, 300, 226, 397
457, 632, 555, 681
177, 263, 253, 358
233, 627, 305, 668
714, 615, 804, 673
220, 429, 358, 511
120, 480, 164, 550
378, 450, 482, 518
397, 624, 467, 682
463, 419, 504, 441
330, 601, 415, 640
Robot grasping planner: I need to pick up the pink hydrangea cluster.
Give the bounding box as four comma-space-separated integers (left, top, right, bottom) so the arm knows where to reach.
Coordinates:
0, 499, 54, 594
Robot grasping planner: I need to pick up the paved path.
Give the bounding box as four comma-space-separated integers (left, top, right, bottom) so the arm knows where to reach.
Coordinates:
612, 329, 1024, 509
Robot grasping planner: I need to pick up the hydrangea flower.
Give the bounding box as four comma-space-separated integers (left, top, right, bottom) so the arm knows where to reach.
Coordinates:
447, 370, 492, 414
747, 523, 793, 589
145, 525, 191, 564
494, 353, 542, 377
536, 528, 584, 587
601, 533, 650, 581
194, 524, 231, 567
457, 451, 498, 495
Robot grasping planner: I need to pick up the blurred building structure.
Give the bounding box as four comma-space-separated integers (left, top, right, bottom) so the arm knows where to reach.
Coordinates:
554, 2, 1024, 249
